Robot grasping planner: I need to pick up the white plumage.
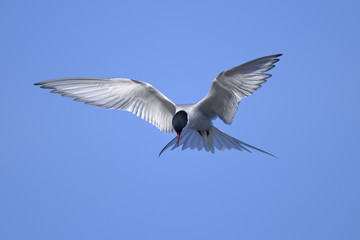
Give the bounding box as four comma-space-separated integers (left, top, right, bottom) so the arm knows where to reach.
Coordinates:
35, 54, 282, 157
197, 54, 280, 124
159, 126, 277, 158
36, 78, 176, 133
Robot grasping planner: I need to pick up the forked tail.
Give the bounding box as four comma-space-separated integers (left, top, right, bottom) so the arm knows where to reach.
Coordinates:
159, 126, 277, 158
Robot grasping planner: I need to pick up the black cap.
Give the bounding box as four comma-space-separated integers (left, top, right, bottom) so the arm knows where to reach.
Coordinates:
172, 110, 188, 134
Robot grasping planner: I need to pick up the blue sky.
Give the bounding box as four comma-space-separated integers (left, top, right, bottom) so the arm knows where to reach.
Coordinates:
1, 0, 360, 239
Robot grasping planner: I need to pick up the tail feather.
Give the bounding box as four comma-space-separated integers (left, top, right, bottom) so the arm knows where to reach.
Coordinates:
158, 126, 277, 158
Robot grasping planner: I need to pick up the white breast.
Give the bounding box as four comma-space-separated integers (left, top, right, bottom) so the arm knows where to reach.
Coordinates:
176, 104, 212, 131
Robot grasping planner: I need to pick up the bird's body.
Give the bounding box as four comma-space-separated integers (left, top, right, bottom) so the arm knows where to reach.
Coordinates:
35, 54, 282, 157
176, 104, 211, 131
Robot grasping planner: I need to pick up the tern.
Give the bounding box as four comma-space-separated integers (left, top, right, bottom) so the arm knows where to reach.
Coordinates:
35, 54, 281, 157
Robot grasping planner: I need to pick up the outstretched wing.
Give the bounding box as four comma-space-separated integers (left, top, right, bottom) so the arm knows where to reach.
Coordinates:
196, 54, 282, 124
35, 78, 176, 132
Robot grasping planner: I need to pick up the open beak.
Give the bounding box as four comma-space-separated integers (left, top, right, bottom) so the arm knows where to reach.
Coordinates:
177, 134, 180, 147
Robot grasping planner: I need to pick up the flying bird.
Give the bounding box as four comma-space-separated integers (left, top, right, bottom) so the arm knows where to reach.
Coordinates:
35, 54, 281, 157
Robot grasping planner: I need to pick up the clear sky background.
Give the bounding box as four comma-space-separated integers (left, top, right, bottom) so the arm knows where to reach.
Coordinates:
1, 0, 359, 239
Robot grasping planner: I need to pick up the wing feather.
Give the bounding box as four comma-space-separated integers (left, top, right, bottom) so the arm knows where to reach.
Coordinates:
196, 54, 282, 124
35, 78, 176, 132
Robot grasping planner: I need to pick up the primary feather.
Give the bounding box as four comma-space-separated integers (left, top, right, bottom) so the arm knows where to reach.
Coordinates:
197, 54, 282, 124
35, 78, 176, 132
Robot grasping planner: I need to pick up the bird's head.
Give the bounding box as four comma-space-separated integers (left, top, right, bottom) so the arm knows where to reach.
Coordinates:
172, 110, 188, 147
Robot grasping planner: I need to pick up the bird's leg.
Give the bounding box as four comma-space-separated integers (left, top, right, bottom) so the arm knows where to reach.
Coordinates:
198, 130, 210, 136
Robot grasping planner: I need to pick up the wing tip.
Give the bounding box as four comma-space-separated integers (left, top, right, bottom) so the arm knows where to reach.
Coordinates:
34, 80, 50, 86
270, 53, 283, 59
264, 53, 283, 62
